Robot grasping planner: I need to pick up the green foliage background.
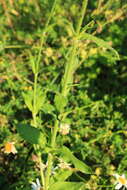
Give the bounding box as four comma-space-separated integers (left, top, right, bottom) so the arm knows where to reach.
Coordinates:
0, 0, 127, 189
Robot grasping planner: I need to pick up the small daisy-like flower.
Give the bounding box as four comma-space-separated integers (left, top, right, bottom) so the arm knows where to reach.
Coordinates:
113, 174, 127, 189
59, 123, 70, 135
31, 178, 41, 190
4, 142, 17, 154
58, 159, 71, 170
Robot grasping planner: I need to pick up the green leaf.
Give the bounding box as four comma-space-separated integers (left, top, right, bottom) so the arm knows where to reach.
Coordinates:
17, 124, 46, 147
79, 32, 119, 59
22, 86, 46, 114
59, 146, 92, 174
35, 86, 46, 114
29, 51, 36, 74
54, 93, 68, 112
22, 91, 33, 112
42, 103, 55, 114
50, 169, 73, 184
49, 182, 84, 190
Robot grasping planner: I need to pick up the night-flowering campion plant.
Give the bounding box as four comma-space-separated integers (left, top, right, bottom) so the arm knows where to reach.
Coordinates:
16, 0, 120, 190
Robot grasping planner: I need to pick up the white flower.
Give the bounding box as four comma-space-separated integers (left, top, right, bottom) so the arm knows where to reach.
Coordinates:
57, 158, 71, 170
59, 123, 70, 135
31, 178, 41, 190
113, 174, 127, 189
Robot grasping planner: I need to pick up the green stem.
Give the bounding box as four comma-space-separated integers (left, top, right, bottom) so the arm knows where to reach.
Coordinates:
33, 73, 38, 127
45, 0, 58, 28
32, 71, 45, 187
45, 120, 59, 190
97, 0, 104, 10
38, 154, 45, 187
44, 1, 88, 190
76, 0, 88, 34
31, 0, 58, 188
36, 0, 58, 69
62, 46, 77, 97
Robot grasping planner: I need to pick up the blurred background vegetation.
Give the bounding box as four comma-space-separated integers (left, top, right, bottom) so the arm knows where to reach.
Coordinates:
0, 0, 127, 189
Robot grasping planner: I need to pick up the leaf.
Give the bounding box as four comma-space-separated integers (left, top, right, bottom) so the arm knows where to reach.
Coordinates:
35, 86, 46, 114
59, 146, 92, 174
79, 32, 119, 59
42, 103, 55, 114
81, 20, 95, 33
17, 124, 46, 147
22, 86, 46, 114
22, 91, 33, 112
49, 182, 84, 190
62, 48, 79, 96
50, 169, 73, 184
29, 51, 36, 74
54, 93, 68, 112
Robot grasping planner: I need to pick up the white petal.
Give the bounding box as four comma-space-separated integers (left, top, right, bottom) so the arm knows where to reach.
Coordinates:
31, 182, 37, 190
122, 174, 126, 178
115, 183, 122, 189
113, 174, 120, 179
36, 178, 41, 187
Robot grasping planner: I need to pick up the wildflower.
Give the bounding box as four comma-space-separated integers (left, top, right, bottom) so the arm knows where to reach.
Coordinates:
58, 159, 71, 170
31, 178, 41, 190
113, 174, 127, 189
95, 167, 101, 176
45, 47, 53, 57
4, 142, 17, 154
59, 123, 70, 135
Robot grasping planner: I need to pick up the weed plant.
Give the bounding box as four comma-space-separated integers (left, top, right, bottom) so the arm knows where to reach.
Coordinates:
0, 0, 127, 190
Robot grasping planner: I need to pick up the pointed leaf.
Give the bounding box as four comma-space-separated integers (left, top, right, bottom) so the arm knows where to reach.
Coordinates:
54, 94, 68, 112
50, 169, 73, 184
17, 124, 46, 147
49, 182, 84, 190
59, 146, 92, 174
22, 91, 33, 112
35, 86, 46, 114
79, 32, 119, 59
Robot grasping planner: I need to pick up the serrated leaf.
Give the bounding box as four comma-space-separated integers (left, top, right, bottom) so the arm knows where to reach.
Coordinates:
17, 124, 46, 147
49, 182, 84, 190
35, 86, 46, 114
54, 94, 68, 112
42, 103, 55, 113
60, 146, 92, 174
22, 91, 33, 112
22, 86, 46, 115
79, 32, 119, 59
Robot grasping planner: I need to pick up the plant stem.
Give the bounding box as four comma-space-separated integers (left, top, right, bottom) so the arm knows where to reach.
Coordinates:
61, 46, 77, 97
76, 0, 88, 34
36, 0, 58, 68
32, 70, 45, 187
34, 0, 58, 189
38, 153, 45, 187
44, 120, 59, 190
44, 1, 88, 189
97, 0, 104, 10
33, 73, 38, 127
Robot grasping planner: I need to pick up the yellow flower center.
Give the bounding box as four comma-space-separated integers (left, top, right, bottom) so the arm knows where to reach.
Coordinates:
119, 176, 127, 185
